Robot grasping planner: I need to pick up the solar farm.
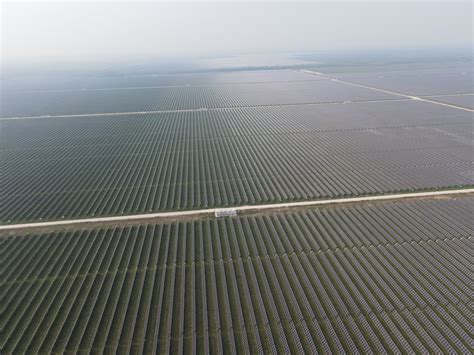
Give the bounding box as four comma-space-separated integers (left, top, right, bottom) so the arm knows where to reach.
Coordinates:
1, 63, 473, 353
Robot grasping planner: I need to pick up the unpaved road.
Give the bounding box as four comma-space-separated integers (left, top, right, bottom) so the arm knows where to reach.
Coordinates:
1, 188, 472, 235
300, 70, 474, 112
0, 98, 410, 121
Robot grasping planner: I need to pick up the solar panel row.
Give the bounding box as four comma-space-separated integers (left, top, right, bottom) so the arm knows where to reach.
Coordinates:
1, 197, 471, 353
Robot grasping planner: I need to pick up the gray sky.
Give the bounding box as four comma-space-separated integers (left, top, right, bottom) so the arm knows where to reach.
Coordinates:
2, 1, 472, 70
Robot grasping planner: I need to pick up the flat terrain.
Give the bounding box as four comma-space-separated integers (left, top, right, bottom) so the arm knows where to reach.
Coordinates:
426, 94, 474, 110
1, 69, 324, 92
1, 79, 400, 118
2, 190, 470, 236
1, 63, 473, 353
325, 63, 473, 96
2, 100, 472, 223
1, 197, 471, 353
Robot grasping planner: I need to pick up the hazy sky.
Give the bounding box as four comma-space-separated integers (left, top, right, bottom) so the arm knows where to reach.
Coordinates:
2, 1, 472, 70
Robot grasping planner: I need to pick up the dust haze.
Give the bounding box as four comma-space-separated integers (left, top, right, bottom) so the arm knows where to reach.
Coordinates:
2, 1, 472, 72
